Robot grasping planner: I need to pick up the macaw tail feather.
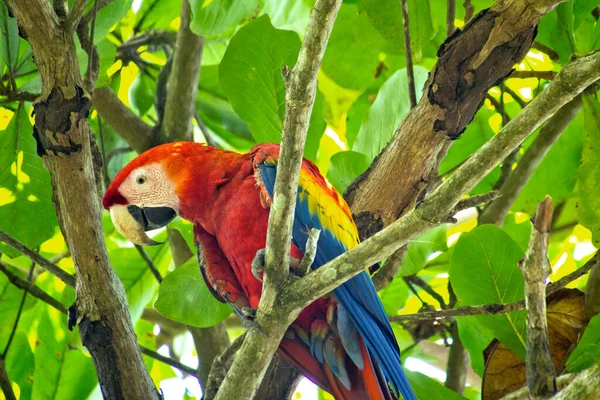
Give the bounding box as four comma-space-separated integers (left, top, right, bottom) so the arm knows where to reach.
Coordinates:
278, 337, 395, 400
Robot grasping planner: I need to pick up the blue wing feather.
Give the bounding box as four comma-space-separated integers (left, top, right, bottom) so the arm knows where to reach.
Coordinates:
256, 160, 416, 400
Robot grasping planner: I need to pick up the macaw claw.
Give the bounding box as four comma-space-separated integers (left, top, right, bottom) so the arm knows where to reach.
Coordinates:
251, 249, 265, 282
241, 307, 266, 336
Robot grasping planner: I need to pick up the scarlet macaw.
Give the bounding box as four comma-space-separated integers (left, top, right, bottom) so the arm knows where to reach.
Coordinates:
103, 142, 416, 400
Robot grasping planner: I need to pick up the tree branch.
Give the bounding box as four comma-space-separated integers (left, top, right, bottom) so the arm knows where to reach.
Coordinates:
139, 346, 199, 377
66, 0, 87, 33
289, 50, 600, 315
7, 0, 160, 396
447, 0, 456, 37
0, 357, 16, 400
372, 246, 407, 291
0, 230, 76, 288
510, 70, 557, 80
214, 2, 342, 399
521, 197, 556, 397
161, 0, 204, 142
479, 97, 581, 225
401, 0, 417, 108
92, 86, 155, 154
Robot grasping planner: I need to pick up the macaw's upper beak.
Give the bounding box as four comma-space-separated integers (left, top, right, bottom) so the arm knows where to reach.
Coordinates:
109, 204, 177, 246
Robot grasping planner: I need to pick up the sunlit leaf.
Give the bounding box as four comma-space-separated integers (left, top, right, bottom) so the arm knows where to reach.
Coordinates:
4, 332, 34, 400
405, 370, 465, 400
0, 104, 57, 257
398, 225, 448, 277
129, 72, 156, 116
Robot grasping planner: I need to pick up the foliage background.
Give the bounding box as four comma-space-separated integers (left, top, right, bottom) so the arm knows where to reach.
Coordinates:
0, 0, 599, 399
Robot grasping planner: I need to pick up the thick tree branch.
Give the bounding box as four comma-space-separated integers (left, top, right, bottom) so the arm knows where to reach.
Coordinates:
521, 197, 556, 397
66, 0, 87, 33
92, 86, 155, 154
0, 230, 76, 288
288, 50, 600, 314
551, 364, 600, 399
7, 0, 160, 397
479, 97, 581, 225
215, 2, 342, 399
161, 0, 204, 141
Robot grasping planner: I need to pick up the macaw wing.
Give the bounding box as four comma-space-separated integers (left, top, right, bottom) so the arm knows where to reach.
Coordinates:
251, 144, 415, 400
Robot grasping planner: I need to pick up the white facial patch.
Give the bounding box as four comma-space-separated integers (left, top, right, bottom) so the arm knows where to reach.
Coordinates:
119, 163, 180, 212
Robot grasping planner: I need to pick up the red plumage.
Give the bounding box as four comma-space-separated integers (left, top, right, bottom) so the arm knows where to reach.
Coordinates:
103, 142, 397, 399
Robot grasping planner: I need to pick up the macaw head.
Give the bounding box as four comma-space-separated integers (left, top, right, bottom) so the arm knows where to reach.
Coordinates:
102, 142, 201, 246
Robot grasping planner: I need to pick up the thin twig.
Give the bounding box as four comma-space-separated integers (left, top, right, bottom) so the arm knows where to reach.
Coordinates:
135, 245, 163, 283
194, 111, 219, 148
0, 261, 69, 314
389, 251, 599, 322
532, 42, 560, 62
463, 0, 474, 23
510, 70, 557, 80
521, 197, 556, 397
298, 229, 320, 276
0, 230, 76, 288
139, 345, 199, 378
503, 85, 528, 108
0, 357, 16, 400
447, 0, 456, 37
454, 191, 501, 213
405, 275, 448, 309
400, 0, 417, 108
2, 262, 34, 357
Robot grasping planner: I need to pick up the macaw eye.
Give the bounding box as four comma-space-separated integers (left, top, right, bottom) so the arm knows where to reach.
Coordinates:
136, 175, 147, 185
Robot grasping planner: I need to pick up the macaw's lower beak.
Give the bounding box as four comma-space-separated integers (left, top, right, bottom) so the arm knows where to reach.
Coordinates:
109, 205, 176, 246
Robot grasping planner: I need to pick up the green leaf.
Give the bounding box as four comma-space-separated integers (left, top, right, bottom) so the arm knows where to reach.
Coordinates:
32, 310, 97, 400
326, 151, 370, 194
513, 112, 583, 213
379, 276, 409, 315
155, 258, 233, 327
190, 0, 258, 36
537, 4, 577, 63
501, 214, 532, 253
0, 269, 36, 353
136, 0, 183, 32
0, 104, 57, 257
578, 93, 600, 247
0, 3, 19, 73
321, 4, 392, 90
94, 0, 134, 44
456, 316, 494, 377
398, 225, 448, 277
405, 370, 466, 400
566, 313, 600, 372
129, 73, 156, 116
262, 0, 315, 37
219, 15, 301, 144
352, 66, 429, 161
573, 0, 600, 29
360, 0, 434, 55
450, 224, 527, 359
5, 332, 35, 400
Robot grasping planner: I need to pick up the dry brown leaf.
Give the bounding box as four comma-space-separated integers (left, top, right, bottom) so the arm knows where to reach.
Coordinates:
481, 289, 589, 400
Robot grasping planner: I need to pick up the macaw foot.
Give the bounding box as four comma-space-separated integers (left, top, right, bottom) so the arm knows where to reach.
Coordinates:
251, 249, 265, 282
241, 307, 266, 336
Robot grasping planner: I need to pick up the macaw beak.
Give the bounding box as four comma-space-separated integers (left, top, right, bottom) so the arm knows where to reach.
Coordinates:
109, 204, 177, 246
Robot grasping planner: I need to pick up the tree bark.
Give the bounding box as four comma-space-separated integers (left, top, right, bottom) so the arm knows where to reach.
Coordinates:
6, 1, 159, 398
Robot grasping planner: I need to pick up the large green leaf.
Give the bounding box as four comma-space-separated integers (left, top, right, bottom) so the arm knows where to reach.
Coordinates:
94, 0, 134, 43
190, 0, 258, 36
326, 150, 371, 194
321, 4, 393, 90
405, 370, 466, 400
352, 66, 429, 161
135, 0, 183, 32
0, 269, 36, 351
5, 332, 35, 400
262, 0, 315, 37
379, 276, 409, 316
219, 15, 300, 144
155, 258, 233, 327
32, 310, 97, 400
398, 225, 448, 277
456, 316, 494, 377
0, 104, 57, 257
129, 72, 156, 117
0, 3, 19, 74
573, 0, 600, 29
450, 224, 527, 359
360, 0, 434, 56
578, 93, 600, 246
566, 313, 600, 372
537, 4, 577, 64
513, 112, 583, 213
